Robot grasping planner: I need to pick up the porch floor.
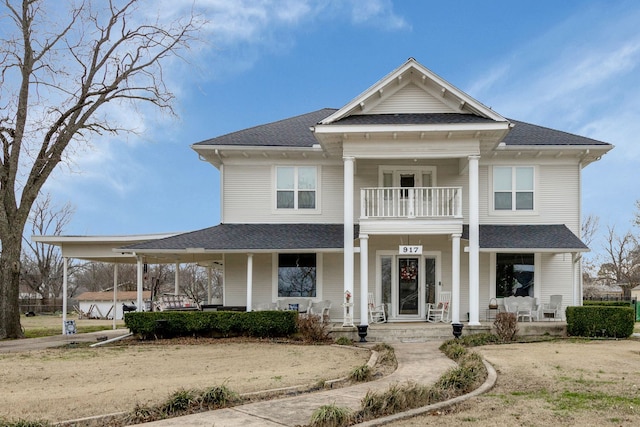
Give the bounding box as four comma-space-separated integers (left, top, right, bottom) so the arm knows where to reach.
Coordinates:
329, 320, 567, 343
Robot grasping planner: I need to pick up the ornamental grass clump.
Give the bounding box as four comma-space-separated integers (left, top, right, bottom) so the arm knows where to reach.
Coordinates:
348, 364, 372, 382
309, 404, 353, 427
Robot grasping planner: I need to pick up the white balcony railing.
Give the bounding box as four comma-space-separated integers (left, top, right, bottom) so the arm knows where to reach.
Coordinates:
360, 187, 463, 219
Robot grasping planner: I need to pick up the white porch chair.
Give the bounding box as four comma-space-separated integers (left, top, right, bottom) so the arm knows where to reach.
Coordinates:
516, 299, 533, 322
309, 300, 332, 323
540, 295, 563, 321
368, 293, 386, 324
426, 291, 451, 323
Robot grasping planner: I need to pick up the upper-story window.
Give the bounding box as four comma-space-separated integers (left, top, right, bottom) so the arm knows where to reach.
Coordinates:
276, 166, 317, 209
493, 166, 534, 211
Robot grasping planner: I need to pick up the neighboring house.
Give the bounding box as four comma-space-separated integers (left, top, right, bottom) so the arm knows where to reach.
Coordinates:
631, 284, 640, 301
121, 58, 612, 325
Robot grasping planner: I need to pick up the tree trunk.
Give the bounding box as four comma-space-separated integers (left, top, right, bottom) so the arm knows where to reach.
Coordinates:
0, 230, 25, 339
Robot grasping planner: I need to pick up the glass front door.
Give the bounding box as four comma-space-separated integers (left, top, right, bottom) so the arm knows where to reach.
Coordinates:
398, 258, 419, 315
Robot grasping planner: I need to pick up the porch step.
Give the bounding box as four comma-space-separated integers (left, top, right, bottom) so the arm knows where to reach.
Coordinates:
329, 321, 566, 343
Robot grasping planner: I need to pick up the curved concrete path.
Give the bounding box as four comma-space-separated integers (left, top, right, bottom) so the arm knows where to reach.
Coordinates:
136, 342, 458, 427
2, 332, 491, 426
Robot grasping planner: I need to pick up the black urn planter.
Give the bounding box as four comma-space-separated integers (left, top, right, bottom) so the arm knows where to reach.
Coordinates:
452, 323, 464, 339
357, 325, 368, 342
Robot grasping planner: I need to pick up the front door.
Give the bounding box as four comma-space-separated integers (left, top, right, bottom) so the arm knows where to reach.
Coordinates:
378, 251, 440, 321
398, 257, 419, 316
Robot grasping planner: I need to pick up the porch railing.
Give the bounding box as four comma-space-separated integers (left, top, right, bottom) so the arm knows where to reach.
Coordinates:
360, 187, 463, 219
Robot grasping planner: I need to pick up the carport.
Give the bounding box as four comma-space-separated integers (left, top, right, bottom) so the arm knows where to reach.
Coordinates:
31, 233, 223, 334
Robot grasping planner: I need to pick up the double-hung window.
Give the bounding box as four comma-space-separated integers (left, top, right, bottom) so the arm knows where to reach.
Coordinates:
276, 166, 317, 209
493, 166, 534, 211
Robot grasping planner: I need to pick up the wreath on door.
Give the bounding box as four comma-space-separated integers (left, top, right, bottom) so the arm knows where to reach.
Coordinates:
400, 264, 417, 281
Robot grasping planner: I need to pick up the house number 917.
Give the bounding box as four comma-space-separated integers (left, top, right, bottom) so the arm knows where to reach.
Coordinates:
399, 245, 422, 255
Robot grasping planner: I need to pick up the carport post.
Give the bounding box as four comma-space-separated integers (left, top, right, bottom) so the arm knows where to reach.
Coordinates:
113, 263, 118, 329
61, 257, 68, 335
136, 256, 144, 311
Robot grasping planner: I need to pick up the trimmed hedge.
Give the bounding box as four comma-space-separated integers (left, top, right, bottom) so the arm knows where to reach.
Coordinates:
583, 300, 633, 307
125, 310, 298, 340
566, 306, 634, 338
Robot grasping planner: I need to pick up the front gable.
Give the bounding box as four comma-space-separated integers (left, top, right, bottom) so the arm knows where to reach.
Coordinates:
313, 58, 512, 159
319, 57, 507, 123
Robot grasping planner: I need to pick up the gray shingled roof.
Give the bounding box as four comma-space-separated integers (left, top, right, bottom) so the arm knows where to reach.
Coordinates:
122, 223, 344, 251
462, 224, 588, 250
503, 119, 610, 146
192, 109, 336, 148
124, 223, 586, 252
192, 109, 609, 148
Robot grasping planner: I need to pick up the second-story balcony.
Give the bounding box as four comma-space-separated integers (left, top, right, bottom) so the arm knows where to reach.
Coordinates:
360, 187, 463, 219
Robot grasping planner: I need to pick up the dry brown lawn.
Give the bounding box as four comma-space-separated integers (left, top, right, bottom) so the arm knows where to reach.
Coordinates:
0, 338, 370, 423
391, 339, 640, 426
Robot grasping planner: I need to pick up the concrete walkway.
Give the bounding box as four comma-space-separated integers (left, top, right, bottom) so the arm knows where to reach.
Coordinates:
1, 331, 473, 426
137, 342, 458, 427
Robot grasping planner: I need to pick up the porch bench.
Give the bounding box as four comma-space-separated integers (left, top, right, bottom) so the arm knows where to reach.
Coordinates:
503, 296, 538, 322
276, 298, 310, 314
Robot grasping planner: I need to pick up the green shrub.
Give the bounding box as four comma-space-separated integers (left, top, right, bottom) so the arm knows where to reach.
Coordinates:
309, 404, 352, 427
583, 300, 632, 307
124, 310, 297, 340
566, 306, 634, 338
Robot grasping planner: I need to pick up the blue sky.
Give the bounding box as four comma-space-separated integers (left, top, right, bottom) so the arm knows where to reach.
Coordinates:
44, 0, 640, 259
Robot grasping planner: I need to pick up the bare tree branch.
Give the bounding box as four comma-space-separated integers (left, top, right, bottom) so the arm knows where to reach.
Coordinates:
0, 0, 202, 338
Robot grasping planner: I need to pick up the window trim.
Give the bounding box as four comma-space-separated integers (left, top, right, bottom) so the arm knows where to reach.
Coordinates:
273, 165, 320, 213
378, 165, 438, 187
272, 252, 323, 300
490, 165, 537, 215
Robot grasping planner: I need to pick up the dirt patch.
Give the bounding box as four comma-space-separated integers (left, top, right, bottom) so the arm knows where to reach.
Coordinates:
0, 338, 370, 423
390, 339, 640, 426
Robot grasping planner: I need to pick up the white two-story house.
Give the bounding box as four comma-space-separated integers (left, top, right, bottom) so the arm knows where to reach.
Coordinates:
39, 58, 613, 325
113, 58, 612, 326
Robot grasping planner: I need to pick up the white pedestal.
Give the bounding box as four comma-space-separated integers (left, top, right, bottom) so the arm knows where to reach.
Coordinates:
342, 303, 354, 327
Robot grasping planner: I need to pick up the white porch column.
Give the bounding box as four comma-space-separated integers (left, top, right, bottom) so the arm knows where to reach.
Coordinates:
61, 257, 68, 335
359, 234, 369, 326
207, 264, 213, 304
343, 157, 355, 299
136, 256, 144, 312
113, 263, 118, 329
451, 233, 461, 323
468, 155, 480, 325
175, 262, 180, 295
246, 253, 253, 312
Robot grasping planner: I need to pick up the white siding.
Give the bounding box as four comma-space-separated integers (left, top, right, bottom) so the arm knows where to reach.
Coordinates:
539, 253, 574, 316
222, 163, 343, 224
367, 83, 456, 114
479, 161, 581, 232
